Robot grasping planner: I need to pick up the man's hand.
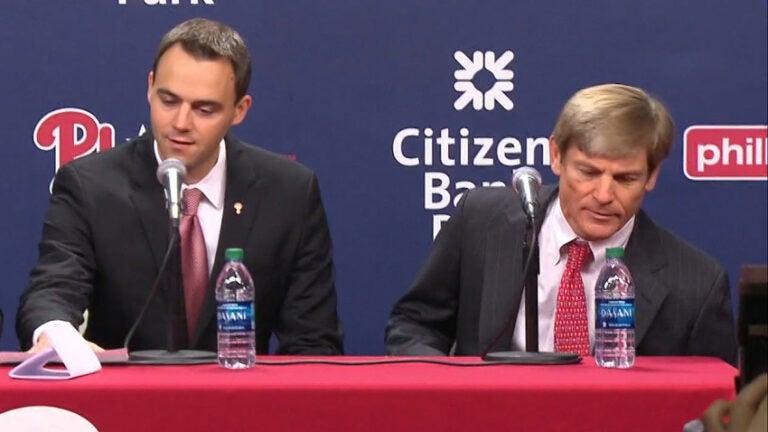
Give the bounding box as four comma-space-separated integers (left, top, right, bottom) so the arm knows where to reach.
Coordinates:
27, 333, 105, 354
703, 374, 768, 432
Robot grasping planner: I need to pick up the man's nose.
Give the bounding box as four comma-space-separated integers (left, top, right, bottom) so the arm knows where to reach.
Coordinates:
593, 176, 615, 204
172, 104, 192, 131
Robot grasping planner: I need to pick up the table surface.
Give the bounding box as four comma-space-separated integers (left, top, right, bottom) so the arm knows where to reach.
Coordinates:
0, 355, 737, 432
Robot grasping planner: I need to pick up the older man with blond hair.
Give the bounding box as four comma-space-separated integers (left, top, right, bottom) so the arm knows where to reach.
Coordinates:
386, 83, 736, 364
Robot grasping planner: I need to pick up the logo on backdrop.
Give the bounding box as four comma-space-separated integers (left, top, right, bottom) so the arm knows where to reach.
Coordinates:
117, 0, 214, 5
34, 108, 297, 192
683, 125, 767, 181
34, 108, 116, 174
393, 50, 548, 238
454, 51, 514, 111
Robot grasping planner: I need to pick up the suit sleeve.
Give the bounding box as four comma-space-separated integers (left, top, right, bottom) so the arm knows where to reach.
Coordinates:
384, 190, 469, 355
16, 164, 95, 350
687, 267, 737, 365
274, 173, 343, 355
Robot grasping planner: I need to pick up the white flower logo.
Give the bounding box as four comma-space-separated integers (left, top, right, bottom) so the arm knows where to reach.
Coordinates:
454, 50, 515, 111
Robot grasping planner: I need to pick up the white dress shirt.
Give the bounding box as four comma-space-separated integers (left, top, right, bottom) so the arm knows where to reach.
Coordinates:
154, 140, 227, 276
511, 197, 635, 352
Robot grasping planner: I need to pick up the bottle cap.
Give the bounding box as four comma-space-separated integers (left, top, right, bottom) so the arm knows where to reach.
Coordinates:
225, 248, 244, 261
606, 247, 624, 259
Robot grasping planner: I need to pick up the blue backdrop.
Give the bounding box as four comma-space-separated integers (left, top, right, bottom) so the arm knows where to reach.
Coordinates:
1, 1, 766, 353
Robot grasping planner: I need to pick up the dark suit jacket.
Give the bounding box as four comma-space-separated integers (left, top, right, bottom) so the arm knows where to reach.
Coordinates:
17, 133, 343, 354
386, 186, 736, 364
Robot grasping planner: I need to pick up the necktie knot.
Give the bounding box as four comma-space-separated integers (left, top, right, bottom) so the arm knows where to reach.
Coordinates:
566, 240, 590, 271
183, 188, 204, 216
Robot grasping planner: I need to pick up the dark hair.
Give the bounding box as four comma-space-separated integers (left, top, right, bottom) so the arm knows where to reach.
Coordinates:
152, 18, 251, 103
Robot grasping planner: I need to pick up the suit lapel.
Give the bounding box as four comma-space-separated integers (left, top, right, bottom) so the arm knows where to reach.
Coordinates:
193, 138, 263, 344
477, 186, 559, 352
478, 202, 526, 352
129, 134, 169, 271
624, 211, 669, 347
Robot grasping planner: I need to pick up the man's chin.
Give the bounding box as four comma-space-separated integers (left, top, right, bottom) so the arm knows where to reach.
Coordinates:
578, 223, 620, 242
158, 147, 189, 163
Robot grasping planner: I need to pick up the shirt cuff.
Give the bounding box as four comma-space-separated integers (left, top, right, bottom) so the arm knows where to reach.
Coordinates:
32, 320, 73, 347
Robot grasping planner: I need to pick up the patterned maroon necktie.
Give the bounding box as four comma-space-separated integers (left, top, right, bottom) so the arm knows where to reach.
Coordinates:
179, 188, 208, 342
554, 240, 591, 356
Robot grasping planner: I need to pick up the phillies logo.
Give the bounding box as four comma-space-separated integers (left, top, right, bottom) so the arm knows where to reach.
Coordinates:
684, 125, 767, 181
34, 108, 116, 173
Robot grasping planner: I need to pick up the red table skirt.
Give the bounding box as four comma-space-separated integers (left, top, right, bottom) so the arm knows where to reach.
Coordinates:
0, 356, 736, 432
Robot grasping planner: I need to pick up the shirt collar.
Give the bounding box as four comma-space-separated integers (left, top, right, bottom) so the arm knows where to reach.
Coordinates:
153, 139, 227, 210
548, 196, 635, 264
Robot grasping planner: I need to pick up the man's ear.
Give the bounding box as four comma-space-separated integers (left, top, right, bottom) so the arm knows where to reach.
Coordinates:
147, 71, 154, 104
231, 94, 252, 126
645, 163, 661, 192
549, 138, 562, 176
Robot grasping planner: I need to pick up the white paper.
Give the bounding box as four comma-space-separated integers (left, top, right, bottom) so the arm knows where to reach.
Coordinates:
9, 323, 102, 380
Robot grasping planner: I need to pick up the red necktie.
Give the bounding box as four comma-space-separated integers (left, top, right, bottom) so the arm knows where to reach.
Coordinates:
554, 240, 591, 356
180, 188, 208, 342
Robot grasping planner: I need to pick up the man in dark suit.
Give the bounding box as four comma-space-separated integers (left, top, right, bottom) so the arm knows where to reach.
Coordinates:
386, 83, 736, 364
17, 18, 343, 355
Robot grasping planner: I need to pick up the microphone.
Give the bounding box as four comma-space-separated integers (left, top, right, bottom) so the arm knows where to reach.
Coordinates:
512, 167, 542, 221
122, 157, 216, 365
479, 166, 579, 365
156, 158, 186, 227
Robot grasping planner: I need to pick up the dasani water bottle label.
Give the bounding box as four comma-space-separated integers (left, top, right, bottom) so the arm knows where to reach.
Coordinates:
596, 299, 635, 329
217, 301, 254, 332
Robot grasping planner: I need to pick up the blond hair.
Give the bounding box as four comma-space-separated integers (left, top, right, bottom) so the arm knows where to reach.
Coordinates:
551, 83, 674, 172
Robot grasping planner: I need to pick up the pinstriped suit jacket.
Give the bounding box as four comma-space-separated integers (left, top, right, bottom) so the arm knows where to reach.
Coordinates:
386, 186, 737, 364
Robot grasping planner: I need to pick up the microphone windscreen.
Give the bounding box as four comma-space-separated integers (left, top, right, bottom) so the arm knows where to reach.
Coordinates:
156, 158, 187, 185
511, 166, 542, 194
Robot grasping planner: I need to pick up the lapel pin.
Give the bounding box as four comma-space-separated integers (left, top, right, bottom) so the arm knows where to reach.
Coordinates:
234, 202, 243, 215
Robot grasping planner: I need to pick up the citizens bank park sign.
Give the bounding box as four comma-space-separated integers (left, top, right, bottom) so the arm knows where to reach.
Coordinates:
390, 50, 768, 237
30, 50, 767, 239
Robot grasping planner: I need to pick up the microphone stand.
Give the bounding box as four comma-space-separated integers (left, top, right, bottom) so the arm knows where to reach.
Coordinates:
481, 213, 580, 365
124, 222, 216, 365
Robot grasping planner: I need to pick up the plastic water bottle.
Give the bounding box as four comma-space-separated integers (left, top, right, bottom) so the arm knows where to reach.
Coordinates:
215, 248, 256, 369
594, 247, 635, 368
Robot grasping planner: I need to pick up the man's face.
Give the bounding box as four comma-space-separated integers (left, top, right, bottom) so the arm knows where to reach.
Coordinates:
550, 139, 660, 241
148, 43, 251, 183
